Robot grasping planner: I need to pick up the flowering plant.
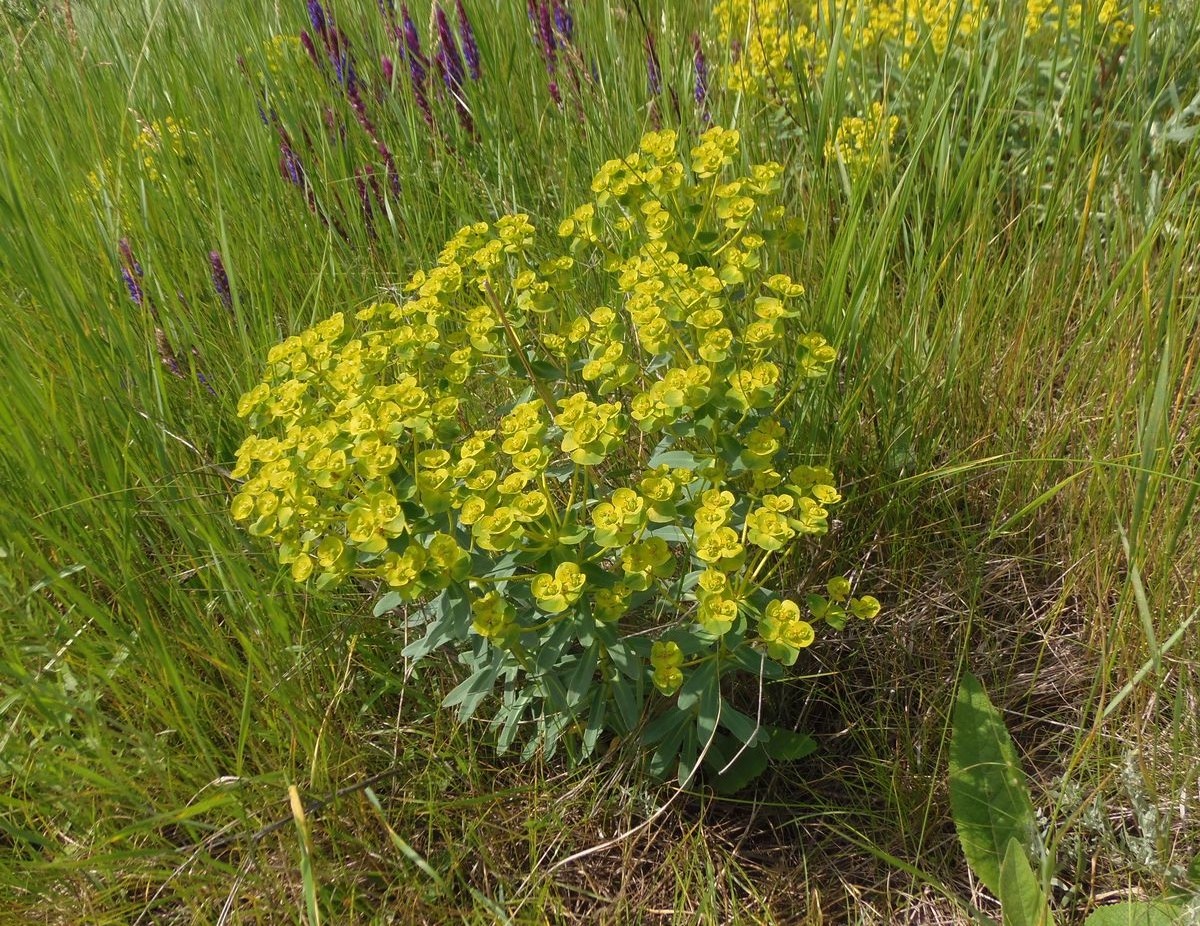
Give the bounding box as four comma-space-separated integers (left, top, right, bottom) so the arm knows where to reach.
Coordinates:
713, 0, 1155, 182
231, 128, 878, 784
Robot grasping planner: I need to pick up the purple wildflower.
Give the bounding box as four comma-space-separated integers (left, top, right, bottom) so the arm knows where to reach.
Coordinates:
307, 0, 328, 38
327, 27, 351, 86
401, 5, 427, 68
347, 78, 376, 137
645, 31, 661, 97
456, 0, 481, 81
118, 238, 142, 277
532, 0, 561, 104
355, 168, 376, 239
121, 267, 143, 306
693, 33, 709, 109
435, 4, 475, 133
435, 5, 465, 93
300, 30, 321, 68
384, 149, 401, 196
279, 137, 304, 187
537, 1, 556, 69
552, 0, 573, 44
209, 251, 232, 311
362, 163, 384, 207
400, 5, 434, 127
118, 238, 144, 306
381, 55, 395, 84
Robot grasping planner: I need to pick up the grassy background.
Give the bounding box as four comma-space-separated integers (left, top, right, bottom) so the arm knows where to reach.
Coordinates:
1, 0, 1198, 922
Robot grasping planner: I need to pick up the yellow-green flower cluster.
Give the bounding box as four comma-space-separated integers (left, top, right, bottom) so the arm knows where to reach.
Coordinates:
75, 115, 201, 206
825, 103, 902, 179
650, 641, 685, 695
714, 0, 987, 101
233, 127, 876, 704
758, 599, 815, 666
132, 117, 196, 182
714, 0, 1155, 182
1024, 0, 1154, 45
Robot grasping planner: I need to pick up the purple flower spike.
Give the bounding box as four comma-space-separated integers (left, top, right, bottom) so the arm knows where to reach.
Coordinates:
348, 79, 379, 139
307, 0, 328, 38
401, 5, 427, 68
456, 0, 481, 81
435, 5, 465, 93
537, 1, 557, 69
209, 251, 233, 312
400, 6, 434, 127
381, 55, 395, 85
279, 139, 304, 187
645, 31, 662, 97
693, 33, 709, 108
552, 0, 573, 44
121, 267, 143, 306
355, 168, 376, 239
435, 3, 475, 133
118, 237, 144, 306
327, 27, 352, 86
300, 30, 321, 68
118, 238, 142, 277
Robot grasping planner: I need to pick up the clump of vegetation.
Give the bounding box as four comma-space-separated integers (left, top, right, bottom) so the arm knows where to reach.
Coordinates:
2, 0, 1198, 921
714, 0, 1158, 181
233, 127, 877, 781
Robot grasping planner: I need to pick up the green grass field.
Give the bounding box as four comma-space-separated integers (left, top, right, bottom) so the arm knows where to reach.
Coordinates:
1, 0, 1198, 922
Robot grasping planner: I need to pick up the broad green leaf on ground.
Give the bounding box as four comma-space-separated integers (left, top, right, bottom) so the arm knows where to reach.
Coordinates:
999, 837, 1052, 926
950, 672, 1038, 896
1083, 901, 1185, 926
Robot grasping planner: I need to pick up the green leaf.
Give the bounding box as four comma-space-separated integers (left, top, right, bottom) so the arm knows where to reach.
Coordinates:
373, 591, 403, 617
763, 727, 817, 761
717, 699, 759, 747
582, 687, 606, 757
566, 642, 600, 708
1187, 850, 1200, 885
442, 651, 504, 720
496, 691, 533, 754
677, 723, 700, 785
696, 675, 720, 746
949, 672, 1038, 897
999, 837, 1051, 926
677, 660, 717, 711
401, 589, 471, 662
649, 720, 686, 779
534, 620, 575, 675
648, 449, 704, 470
642, 705, 683, 746
706, 739, 769, 794
647, 524, 690, 544
728, 645, 785, 680
611, 675, 643, 733
1082, 902, 1184, 926
604, 638, 643, 681
528, 358, 563, 381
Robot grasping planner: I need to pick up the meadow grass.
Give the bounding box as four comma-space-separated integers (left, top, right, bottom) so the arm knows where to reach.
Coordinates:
1, 0, 1198, 922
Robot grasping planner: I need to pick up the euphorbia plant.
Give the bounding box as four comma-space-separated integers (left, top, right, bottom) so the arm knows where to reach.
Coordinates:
231, 127, 878, 785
